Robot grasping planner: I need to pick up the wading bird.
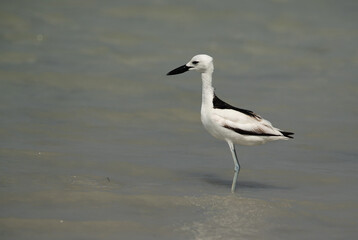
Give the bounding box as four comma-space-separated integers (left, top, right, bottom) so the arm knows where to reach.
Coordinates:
167, 54, 294, 192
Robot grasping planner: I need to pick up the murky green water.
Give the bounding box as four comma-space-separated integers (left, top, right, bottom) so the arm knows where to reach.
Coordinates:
1, 0, 357, 239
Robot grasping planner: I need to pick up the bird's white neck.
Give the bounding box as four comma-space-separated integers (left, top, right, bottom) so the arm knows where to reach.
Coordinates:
201, 71, 214, 108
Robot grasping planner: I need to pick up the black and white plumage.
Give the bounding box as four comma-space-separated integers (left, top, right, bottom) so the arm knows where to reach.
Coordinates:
167, 54, 294, 192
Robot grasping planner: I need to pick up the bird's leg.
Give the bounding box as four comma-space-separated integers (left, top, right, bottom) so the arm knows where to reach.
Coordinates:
227, 141, 240, 193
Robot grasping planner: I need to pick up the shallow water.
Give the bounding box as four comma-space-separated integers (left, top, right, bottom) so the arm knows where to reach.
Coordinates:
1, 0, 358, 239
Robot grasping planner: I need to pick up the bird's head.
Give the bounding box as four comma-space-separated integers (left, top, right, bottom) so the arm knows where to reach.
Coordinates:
167, 54, 214, 75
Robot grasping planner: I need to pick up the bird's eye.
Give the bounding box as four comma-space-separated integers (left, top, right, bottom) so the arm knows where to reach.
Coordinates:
192, 61, 199, 65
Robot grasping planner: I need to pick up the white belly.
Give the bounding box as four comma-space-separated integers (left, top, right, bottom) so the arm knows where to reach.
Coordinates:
200, 107, 273, 146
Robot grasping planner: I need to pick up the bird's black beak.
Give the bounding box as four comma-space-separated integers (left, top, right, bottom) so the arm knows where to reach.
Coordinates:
166, 64, 191, 75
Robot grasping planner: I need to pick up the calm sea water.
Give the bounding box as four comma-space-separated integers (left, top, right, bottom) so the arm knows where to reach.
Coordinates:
1, 0, 357, 239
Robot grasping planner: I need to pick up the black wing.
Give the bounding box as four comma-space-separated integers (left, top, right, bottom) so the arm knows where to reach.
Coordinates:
213, 94, 261, 119
224, 125, 294, 138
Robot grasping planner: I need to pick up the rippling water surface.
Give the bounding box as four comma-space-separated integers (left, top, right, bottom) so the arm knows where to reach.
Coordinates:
1, 0, 357, 239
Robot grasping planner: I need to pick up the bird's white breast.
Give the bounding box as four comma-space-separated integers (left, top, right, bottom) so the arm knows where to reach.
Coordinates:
200, 105, 226, 140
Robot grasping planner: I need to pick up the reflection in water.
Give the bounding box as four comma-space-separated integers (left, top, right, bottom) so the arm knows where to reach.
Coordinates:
204, 173, 279, 189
